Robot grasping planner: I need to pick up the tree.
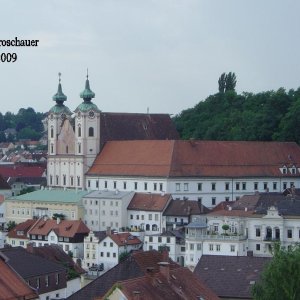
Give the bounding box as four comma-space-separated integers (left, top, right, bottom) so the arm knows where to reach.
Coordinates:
6, 220, 16, 231
225, 72, 237, 92
252, 243, 300, 300
19, 186, 35, 195
222, 224, 229, 234
218, 73, 226, 93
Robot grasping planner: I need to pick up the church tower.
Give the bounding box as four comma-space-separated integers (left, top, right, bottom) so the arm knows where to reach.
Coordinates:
74, 72, 101, 175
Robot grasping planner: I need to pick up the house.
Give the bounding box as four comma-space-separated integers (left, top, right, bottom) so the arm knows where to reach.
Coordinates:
127, 193, 172, 234
86, 140, 300, 207
5, 189, 89, 223
6, 219, 37, 248
0, 142, 14, 155
0, 251, 37, 300
144, 228, 186, 265
96, 230, 142, 272
163, 199, 210, 230
8, 176, 47, 196
194, 255, 271, 300
27, 244, 86, 297
46, 75, 178, 190
82, 190, 134, 231
1, 246, 68, 300
67, 250, 182, 300
27, 218, 90, 259
101, 265, 220, 300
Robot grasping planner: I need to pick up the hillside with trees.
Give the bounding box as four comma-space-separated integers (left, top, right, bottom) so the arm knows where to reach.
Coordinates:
174, 73, 300, 144
0, 107, 44, 142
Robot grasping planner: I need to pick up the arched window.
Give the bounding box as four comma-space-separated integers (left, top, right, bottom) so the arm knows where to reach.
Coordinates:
50, 126, 54, 138
78, 125, 81, 137
63, 175, 66, 185
146, 224, 150, 231
56, 175, 59, 185
50, 144, 54, 154
152, 224, 158, 231
50, 175, 53, 185
78, 143, 81, 154
66, 145, 68, 154
89, 127, 94, 137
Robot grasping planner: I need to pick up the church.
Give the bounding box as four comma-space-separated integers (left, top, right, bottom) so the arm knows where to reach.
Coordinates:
46, 74, 179, 189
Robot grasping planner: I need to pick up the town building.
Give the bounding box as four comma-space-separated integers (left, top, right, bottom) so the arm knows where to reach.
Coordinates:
127, 193, 172, 234
82, 190, 134, 231
85, 140, 300, 208
1, 247, 68, 300
194, 255, 271, 300
46, 74, 178, 190
5, 189, 88, 223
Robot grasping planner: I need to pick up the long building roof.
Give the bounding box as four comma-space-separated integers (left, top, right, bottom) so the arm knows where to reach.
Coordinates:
87, 140, 300, 178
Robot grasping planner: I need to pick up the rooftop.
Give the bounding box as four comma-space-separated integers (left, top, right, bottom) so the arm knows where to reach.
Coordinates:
87, 140, 300, 178
84, 190, 134, 199
163, 199, 210, 216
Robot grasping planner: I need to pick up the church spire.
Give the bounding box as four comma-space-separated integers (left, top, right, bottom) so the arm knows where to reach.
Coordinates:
80, 69, 95, 102
52, 72, 67, 105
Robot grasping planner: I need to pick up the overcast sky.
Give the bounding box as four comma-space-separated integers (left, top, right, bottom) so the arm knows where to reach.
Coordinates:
1, 0, 300, 116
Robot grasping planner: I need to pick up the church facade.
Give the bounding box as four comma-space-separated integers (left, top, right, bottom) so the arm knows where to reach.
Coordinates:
46, 74, 179, 189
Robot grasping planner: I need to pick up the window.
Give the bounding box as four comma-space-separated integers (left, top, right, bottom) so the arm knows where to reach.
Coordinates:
254, 182, 258, 190
96, 180, 99, 188
88, 127, 94, 137
283, 168, 287, 174
51, 143, 54, 154
113, 253, 116, 258
225, 182, 229, 191
45, 275, 49, 287
56, 175, 59, 185
159, 183, 163, 191
104, 242, 107, 247
134, 182, 138, 190
149, 236, 153, 242
70, 176, 73, 186
198, 183, 202, 191
88, 180, 91, 188
225, 197, 230, 202
136, 215, 139, 220
216, 244, 221, 251
104, 181, 108, 188
287, 229, 293, 238
123, 182, 127, 189
211, 183, 216, 191
283, 182, 287, 190
113, 181, 117, 189
264, 182, 268, 190
78, 125, 81, 137
256, 228, 261, 237
78, 143, 81, 153
209, 244, 213, 251
36, 278, 40, 289
242, 182, 246, 190
130, 214, 133, 219
100, 252, 104, 257
184, 183, 189, 191
77, 176, 80, 186
290, 182, 295, 188
107, 252, 110, 257
236, 182, 240, 190
55, 273, 59, 285
50, 126, 54, 138
155, 214, 159, 221
256, 244, 260, 251
144, 182, 148, 191
176, 183, 180, 191
166, 237, 170, 243
190, 243, 194, 250
158, 237, 162, 243
110, 242, 113, 247
154, 183, 157, 191
273, 182, 277, 190
230, 245, 235, 252
148, 214, 152, 221
212, 197, 216, 206
197, 243, 201, 250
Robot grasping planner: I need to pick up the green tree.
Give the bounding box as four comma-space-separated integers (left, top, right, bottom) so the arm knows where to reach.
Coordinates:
225, 72, 237, 92
19, 186, 35, 195
6, 220, 16, 231
218, 73, 226, 93
252, 244, 300, 300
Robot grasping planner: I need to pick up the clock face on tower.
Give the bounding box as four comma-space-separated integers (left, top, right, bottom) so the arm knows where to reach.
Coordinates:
88, 110, 95, 119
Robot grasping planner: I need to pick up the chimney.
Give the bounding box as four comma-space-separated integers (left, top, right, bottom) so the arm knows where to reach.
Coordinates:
26, 242, 34, 253
106, 226, 111, 236
56, 217, 61, 225
158, 262, 170, 281
161, 247, 169, 262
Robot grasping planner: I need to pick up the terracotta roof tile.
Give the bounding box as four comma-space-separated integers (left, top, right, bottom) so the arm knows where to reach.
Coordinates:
87, 140, 300, 177
28, 218, 90, 238
128, 193, 171, 212
0, 255, 37, 300
7, 219, 37, 239
108, 233, 142, 247
0, 165, 46, 180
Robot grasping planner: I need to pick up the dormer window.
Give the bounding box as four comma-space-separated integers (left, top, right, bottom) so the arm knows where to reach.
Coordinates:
281, 166, 288, 174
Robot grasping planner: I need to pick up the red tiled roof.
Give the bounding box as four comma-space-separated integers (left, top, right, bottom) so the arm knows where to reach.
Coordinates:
7, 219, 37, 239
127, 193, 171, 212
0, 174, 10, 190
101, 267, 220, 300
28, 219, 90, 238
0, 165, 46, 179
87, 140, 300, 178
0, 256, 37, 300
108, 233, 142, 247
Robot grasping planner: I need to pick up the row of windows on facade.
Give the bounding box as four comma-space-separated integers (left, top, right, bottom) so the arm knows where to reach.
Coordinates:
177, 181, 296, 192
11, 208, 75, 219
50, 125, 95, 139
84, 199, 119, 207
187, 243, 237, 253
148, 236, 172, 243
50, 142, 86, 155
86, 252, 117, 259
27, 273, 60, 290
255, 227, 300, 239
130, 213, 159, 221
49, 175, 81, 186
88, 209, 119, 216
30, 234, 70, 242
85, 219, 119, 229
88, 180, 164, 191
